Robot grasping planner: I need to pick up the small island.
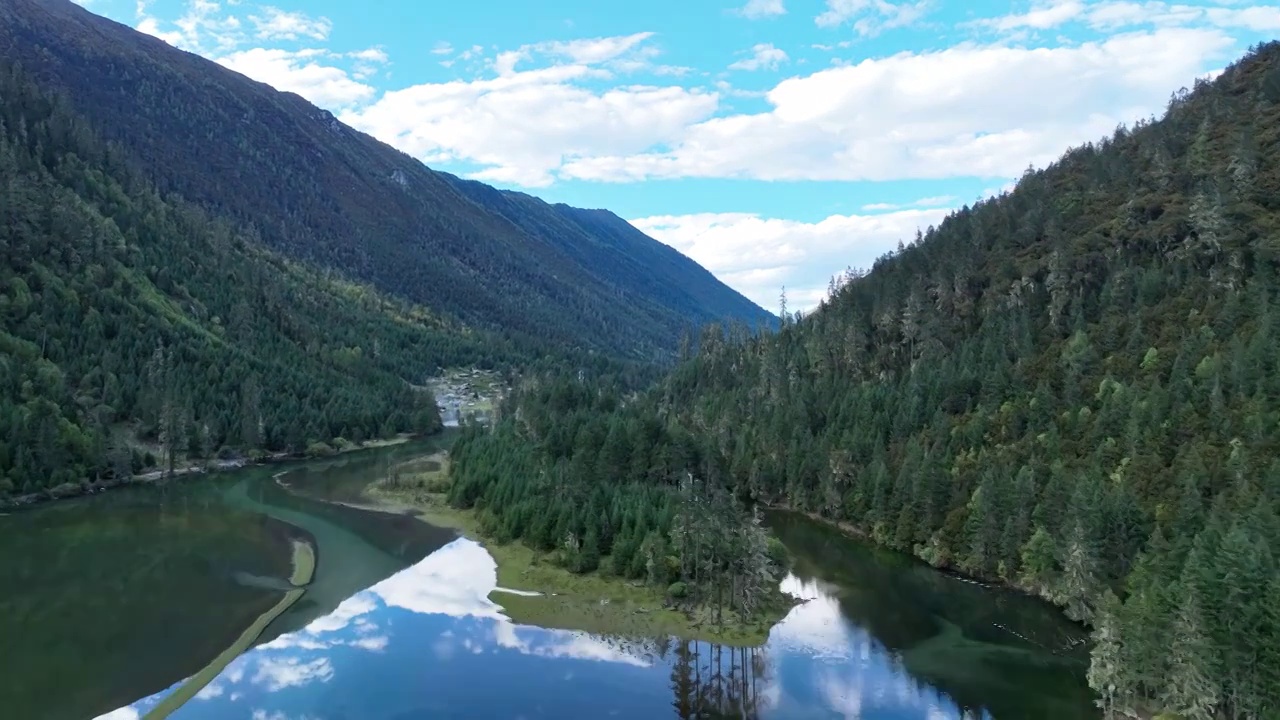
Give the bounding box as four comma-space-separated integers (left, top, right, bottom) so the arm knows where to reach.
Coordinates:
368, 445, 796, 646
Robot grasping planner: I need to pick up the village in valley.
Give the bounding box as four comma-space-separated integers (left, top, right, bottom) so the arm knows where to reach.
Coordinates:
426, 368, 509, 427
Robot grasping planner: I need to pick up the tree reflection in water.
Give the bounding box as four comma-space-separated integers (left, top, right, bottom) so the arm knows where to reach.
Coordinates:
665, 637, 769, 719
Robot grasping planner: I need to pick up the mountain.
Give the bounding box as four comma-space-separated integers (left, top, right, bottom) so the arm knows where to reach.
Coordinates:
449, 44, 1280, 718
0, 60, 460, 498
0, 0, 772, 363
439, 173, 769, 329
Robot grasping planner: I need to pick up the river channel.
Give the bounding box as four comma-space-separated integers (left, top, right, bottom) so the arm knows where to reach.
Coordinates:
0, 439, 1097, 719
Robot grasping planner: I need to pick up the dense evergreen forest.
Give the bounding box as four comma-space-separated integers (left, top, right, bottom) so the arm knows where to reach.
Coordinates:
0, 62, 515, 498
0, 0, 772, 363
451, 44, 1280, 718
449, 380, 789, 622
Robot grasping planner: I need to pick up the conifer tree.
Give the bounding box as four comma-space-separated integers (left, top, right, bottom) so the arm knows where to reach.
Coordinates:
1162, 579, 1220, 720
1087, 589, 1133, 718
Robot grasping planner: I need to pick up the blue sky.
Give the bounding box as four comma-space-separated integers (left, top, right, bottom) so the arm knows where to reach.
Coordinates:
75, 0, 1280, 309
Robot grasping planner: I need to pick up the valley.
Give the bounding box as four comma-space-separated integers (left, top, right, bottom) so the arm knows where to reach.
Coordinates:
0, 0, 1277, 718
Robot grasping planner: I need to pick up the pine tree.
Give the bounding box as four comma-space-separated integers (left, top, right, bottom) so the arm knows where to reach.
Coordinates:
963, 479, 999, 576
1118, 526, 1175, 700
1087, 589, 1134, 718
1213, 518, 1274, 717
1057, 521, 1102, 624
1161, 580, 1220, 720
1259, 575, 1280, 713
1020, 525, 1057, 593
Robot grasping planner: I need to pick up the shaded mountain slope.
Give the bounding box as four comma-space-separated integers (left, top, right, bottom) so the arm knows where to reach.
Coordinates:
0, 0, 771, 361
440, 173, 774, 334
0, 60, 475, 497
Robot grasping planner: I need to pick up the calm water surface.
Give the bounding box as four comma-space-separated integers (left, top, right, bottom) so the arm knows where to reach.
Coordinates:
0, 440, 1097, 720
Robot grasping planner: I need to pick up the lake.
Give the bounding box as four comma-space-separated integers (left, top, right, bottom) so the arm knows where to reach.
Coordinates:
0, 440, 1097, 719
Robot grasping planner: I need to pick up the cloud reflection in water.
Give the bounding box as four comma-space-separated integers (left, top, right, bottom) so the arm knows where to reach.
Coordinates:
98, 537, 1001, 720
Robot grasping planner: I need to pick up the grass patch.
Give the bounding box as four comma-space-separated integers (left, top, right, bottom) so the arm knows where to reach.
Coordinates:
143, 540, 316, 720
376, 451, 451, 494
368, 484, 788, 646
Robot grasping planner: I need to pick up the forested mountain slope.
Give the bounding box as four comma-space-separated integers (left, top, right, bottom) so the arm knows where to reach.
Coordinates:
0, 62, 461, 498
0, 0, 772, 361
455, 44, 1280, 718
439, 174, 765, 326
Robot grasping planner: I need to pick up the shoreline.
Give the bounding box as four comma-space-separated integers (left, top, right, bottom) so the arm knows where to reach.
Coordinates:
771, 505, 1090, 637
369, 486, 794, 647
0, 435, 423, 512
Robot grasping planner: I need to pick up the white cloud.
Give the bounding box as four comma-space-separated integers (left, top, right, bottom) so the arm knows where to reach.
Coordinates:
303, 593, 379, 634
124, 5, 1243, 193
490, 32, 658, 76
368, 538, 505, 619
136, 17, 186, 46
251, 657, 335, 692
774, 574, 860, 657
737, 0, 787, 19
346, 635, 390, 651
978, 0, 1087, 32
861, 194, 956, 211
974, 1, 1280, 33
729, 43, 789, 71
541, 32, 656, 65
815, 0, 930, 35
631, 206, 949, 310
93, 710, 140, 720
217, 48, 376, 108
1203, 5, 1280, 31
136, 0, 243, 52
715, 80, 769, 99
194, 682, 225, 700
492, 624, 653, 667
560, 28, 1234, 185
250, 711, 317, 720
349, 48, 389, 63
249, 7, 332, 41
343, 50, 718, 186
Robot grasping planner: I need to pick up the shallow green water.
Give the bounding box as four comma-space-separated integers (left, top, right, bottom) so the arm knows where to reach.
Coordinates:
0, 441, 455, 720
765, 511, 1096, 719
0, 479, 294, 719
0, 439, 1097, 720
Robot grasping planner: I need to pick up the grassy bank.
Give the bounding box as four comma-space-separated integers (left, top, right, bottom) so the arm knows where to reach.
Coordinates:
368, 460, 790, 646
143, 539, 317, 720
